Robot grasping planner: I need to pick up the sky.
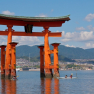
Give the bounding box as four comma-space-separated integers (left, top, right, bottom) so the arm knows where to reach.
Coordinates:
0, 0, 94, 49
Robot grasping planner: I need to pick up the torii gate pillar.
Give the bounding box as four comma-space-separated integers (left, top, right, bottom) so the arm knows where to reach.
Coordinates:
5, 25, 13, 79
51, 43, 60, 78
0, 45, 6, 79
38, 46, 45, 77
44, 27, 53, 78
9, 42, 18, 78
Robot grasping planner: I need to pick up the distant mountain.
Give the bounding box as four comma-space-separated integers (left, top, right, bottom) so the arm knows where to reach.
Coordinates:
1, 45, 94, 60
58, 55, 75, 62
16, 45, 94, 59
16, 45, 40, 57
86, 48, 94, 53
16, 45, 75, 62
58, 45, 94, 59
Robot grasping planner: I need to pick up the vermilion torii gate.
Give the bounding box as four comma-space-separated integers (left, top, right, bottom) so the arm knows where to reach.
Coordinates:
0, 14, 70, 79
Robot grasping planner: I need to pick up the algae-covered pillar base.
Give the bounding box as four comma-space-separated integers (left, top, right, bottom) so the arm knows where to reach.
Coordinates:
45, 68, 53, 78
0, 45, 6, 79
38, 46, 45, 78
51, 43, 60, 78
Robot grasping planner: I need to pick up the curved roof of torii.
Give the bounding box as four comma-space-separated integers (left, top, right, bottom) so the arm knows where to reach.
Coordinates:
0, 14, 70, 27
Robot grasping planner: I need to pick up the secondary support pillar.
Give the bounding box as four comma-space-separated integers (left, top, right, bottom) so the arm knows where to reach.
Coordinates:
0, 45, 6, 79
5, 25, 13, 79
51, 43, 60, 78
38, 46, 45, 77
9, 42, 18, 78
44, 27, 53, 78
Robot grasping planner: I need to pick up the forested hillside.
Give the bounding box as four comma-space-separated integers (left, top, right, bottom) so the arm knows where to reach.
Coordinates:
0, 45, 94, 62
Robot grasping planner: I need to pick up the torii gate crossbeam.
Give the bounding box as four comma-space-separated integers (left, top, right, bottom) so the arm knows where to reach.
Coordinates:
0, 31, 61, 37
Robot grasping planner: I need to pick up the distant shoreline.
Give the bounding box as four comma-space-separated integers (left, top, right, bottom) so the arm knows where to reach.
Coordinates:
19, 69, 40, 71
29, 69, 40, 71
0, 69, 94, 72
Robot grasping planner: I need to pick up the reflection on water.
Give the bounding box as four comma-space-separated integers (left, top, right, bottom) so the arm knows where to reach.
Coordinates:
1, 71, 94, 94
41, 78, 59, 94
1, 79, 16, 94
1, 78, 59, 94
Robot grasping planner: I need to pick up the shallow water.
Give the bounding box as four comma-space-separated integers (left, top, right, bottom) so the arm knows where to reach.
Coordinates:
0, 70, 94, 94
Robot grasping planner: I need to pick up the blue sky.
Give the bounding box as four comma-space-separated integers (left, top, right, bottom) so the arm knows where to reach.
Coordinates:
0, 0, 94, 49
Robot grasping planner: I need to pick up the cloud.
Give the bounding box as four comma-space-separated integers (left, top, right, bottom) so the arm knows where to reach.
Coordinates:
60, 30, 94, 49
65, 44, 76, 48
85, 13, 94, 22
0, 36, 7, 45
60, 31, 94, 42
87, 25, 94, 31
1, 41, 7, 45
76, 27, 85, 31
0, 36, 43, 47
2, 10, 15, 15
85, 42, 94, 49
12, 36, 43, 46
35, 13, 47, 17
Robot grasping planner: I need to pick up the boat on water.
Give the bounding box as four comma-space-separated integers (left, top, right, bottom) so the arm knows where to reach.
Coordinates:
11, 78, 18, 80
57, 77, 77, 79
16, 68, 20, 72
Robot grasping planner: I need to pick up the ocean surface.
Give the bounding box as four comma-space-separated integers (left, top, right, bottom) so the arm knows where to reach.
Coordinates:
0, 70, 94, 94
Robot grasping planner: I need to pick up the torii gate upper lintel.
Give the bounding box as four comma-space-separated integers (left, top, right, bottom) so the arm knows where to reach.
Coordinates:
0, 14, 70, 79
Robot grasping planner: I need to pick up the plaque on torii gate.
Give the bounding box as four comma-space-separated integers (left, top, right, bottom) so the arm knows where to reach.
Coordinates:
0, 14, 70, 79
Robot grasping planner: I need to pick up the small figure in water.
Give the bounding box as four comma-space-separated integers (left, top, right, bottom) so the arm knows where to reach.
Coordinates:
65, 75, 67, 78
70, 73, 73, 78
12, 76, 17, 80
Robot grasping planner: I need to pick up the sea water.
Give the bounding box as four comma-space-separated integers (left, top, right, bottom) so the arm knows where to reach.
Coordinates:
0, 70, 94, 94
